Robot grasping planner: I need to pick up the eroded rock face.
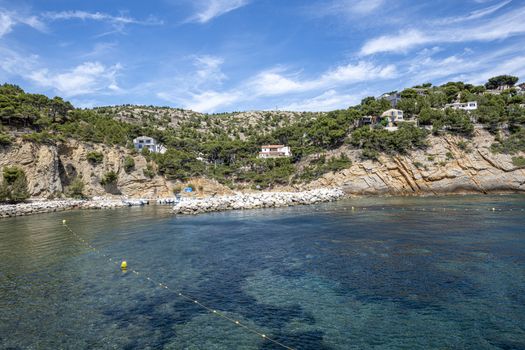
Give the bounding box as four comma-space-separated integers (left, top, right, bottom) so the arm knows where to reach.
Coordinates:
0, 139, 232, 199
304, 129, 525, 195
0, 128, 524, 199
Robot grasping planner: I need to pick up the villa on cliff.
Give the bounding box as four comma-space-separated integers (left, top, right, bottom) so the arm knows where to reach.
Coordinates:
133, 136, 167, 154
379, 92, 401, 107
357, 115, 379, 127
444, 101, 478, 111
380, 109, 405, 131
258, 145, 292, 159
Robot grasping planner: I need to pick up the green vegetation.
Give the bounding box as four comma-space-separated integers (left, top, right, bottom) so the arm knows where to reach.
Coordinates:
143, 164, 155, 179
124, 156, 135, 173
512, 156, 525, 168
0, 166, 29, 203
350, 124, 428, 160
100, 171, 118, 186
87, 151, 104, 165
485, 75, 519, 90
0, 131, 11, 146
1, 76, 524, 189
68, 178, 86, 199
295, 154, 352, 183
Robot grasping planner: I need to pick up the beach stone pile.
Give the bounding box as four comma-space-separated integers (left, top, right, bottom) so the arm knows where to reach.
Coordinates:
0, 199, 126, 218
172, 188, 345, 215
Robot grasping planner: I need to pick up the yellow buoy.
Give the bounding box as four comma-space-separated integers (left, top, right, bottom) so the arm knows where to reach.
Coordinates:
62, 219, 66, 225
121, 261, 127, 269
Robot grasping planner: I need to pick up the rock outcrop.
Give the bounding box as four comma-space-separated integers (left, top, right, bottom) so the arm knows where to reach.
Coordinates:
303, 129, 525, 195
0, 128, 524, 200
0, 139, 232, 199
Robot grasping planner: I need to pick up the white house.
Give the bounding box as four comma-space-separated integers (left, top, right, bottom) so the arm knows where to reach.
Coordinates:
379, 92, 401, 107
380, 109, 406, 132
381, 109, 404, 122
444, 101, 478, 111
258, 145, 292, 159
133, 136, 167, 154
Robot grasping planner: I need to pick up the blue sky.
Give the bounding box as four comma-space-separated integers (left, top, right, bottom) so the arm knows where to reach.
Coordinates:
1, 0, 524, 112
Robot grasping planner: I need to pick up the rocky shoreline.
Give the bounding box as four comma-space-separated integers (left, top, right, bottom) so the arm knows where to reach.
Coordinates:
0, 199, 127, 218
172, 188, 346, 215
0, 188, 346, 218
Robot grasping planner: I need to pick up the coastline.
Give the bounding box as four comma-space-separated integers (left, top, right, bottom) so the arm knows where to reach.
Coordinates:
172, 188, 343, 215
2, 188, 524, 218
0, 199, 126, 218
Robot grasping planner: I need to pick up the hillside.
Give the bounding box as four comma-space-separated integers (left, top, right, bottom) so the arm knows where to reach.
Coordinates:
1, 76, 525, 200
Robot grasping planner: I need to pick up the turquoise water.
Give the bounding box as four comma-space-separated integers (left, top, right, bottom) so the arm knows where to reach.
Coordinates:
1, 196, 525, 349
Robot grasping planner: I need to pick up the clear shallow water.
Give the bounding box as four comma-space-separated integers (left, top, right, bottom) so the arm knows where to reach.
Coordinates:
1, 196, 525, 350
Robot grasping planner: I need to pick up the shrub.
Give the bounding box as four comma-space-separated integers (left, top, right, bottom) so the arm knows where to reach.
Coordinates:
0, 166, 29, 203
0, 132, 12, 146
124, 156, 135, 173
68, 178, 86, 198
172, 185, 182, 194
446, 151, 454, 160
87, 151, 104, 165
100, 171, 118, 186
143, 164, 155, 179
414, 161, 424, 169
512, 156, 525, 168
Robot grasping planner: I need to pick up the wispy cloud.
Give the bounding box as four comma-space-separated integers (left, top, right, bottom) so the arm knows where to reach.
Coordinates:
434, 0, 511, 25
360, 4, 525, 55
28, 61, 123, 97
156, 58, 396, 112
0, 9, 47, 38
42, 10, 163, 30
282, 90, 360, 112
186, 0, 250, 23
248, 61, 396, 96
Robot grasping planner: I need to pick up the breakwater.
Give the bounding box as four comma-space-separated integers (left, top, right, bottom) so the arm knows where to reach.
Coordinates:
172, 188, 345, 215
0, 199, 126, 218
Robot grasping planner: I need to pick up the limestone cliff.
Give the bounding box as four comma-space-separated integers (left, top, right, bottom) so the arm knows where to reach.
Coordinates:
303, 129, 525, 195
0, 139, 231, 199
0, 129, 524, 198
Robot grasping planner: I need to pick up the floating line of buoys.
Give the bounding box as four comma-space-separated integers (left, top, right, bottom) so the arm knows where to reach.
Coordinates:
343, 206, 524, 212
62, 221, 295, 350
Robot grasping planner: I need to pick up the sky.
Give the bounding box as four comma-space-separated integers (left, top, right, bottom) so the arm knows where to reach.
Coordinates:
0, 0, 524, 113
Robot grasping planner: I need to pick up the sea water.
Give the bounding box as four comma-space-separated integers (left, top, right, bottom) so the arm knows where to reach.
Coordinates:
1, 196, 524, 349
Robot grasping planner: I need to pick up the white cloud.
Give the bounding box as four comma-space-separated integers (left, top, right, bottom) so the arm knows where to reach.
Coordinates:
0, 10, 47, 37
28, 61, 123, 97
360, 5, 525, 55
194, 55, 227, 83
42, 11, 163, 29
184, 90, 242, 112
434, 0, 511, 25
283, 90, 360, 112
248, 61, 396, 96
345, 0, 385, 14
0, 12, 15, 37
156, 58, 396, 112
187, 0, 250, 23
313, 0, 386, 18
360, 29, 429, 55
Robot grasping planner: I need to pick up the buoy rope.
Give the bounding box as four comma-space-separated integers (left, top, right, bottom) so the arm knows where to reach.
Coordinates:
62, 222, 295, 350
343, 206, 524, 212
